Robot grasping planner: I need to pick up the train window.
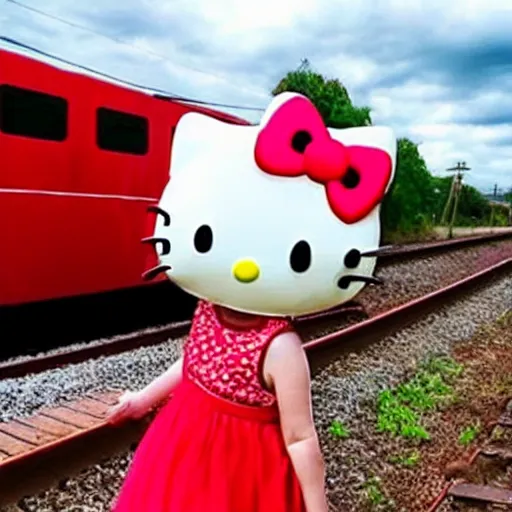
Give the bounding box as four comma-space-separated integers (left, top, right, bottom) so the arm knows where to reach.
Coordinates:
0, 84, 67, 141
96, 107, 148, 155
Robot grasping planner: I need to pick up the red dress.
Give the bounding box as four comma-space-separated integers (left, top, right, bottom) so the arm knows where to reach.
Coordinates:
112, 300, 306, 511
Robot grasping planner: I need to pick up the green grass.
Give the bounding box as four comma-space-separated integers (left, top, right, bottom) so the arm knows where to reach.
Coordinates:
362, 476, 395, 510
388, 449, 421, 467
329, 420, 350, 439
376, 356, 463, 442
458, 423, 481, 446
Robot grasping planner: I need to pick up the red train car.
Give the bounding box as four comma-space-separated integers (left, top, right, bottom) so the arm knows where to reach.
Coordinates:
0, 48, 250, 306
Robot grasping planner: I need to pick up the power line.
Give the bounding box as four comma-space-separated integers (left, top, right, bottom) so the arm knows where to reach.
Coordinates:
5, 0, 268, 102
0, 36, 265, 112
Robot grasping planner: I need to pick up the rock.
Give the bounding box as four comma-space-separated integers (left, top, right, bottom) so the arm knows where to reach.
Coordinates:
444, 459, 472, 480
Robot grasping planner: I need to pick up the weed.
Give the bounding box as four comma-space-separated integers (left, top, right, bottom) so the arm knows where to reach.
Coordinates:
492, 374, 512, 394
329, 420, 350, 439
362, 476, 395, 510
376, 356, 463, 442
496, 309, 512, 327
458, 422, 481, 446
388, 449, 421, 467
422, 355, 464, 380
491, 426, 505, 442
377, 390, 430, 441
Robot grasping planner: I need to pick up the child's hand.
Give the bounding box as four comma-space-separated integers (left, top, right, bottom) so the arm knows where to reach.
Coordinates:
106, 390, 150, 425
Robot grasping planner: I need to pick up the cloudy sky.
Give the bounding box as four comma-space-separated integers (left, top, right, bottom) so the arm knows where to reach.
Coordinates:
2, 0, 512, 194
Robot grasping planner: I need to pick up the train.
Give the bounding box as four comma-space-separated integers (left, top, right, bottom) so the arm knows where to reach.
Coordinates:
0, 47, 250, 308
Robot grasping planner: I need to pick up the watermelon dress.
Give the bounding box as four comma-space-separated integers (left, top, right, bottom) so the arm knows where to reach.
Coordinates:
112, 300, 306, 511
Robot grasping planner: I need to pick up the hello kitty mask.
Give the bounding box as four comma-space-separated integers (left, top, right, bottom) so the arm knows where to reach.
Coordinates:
145, 92, 396, 317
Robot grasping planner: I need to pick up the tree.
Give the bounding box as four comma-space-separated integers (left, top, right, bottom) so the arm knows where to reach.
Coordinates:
456, 184, 492, 226
379, 138, 438, 238
270, 61, 499, 240
271, 61, 438, 240
271, 59, 372, 128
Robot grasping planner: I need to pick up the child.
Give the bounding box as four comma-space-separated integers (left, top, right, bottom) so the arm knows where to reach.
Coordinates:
109, 301, 325, 511
108, 92, 396, 511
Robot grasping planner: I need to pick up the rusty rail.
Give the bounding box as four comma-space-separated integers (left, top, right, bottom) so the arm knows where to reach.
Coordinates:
0, 303, 368, 381
2, 233, 511, 381
377, 229, 512, 262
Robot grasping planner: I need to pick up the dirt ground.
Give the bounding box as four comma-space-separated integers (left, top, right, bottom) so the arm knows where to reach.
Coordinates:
382, 310, 512, 511
433, 226, 512, 239
325, 309, 512, 511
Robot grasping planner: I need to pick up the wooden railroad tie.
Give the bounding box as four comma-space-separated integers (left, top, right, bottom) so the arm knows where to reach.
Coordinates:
0, 391, 122, 467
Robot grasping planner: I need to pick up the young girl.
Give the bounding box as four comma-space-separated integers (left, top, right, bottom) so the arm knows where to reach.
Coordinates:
109, 301, 326, 511
108, 92, 396, 511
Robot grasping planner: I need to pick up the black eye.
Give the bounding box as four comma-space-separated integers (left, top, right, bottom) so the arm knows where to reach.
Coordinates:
344, 249, 361, 268
341, 167, 360, 188
194, 225, 213, 253
291, 130, 313, 154
290, 241, 311, 273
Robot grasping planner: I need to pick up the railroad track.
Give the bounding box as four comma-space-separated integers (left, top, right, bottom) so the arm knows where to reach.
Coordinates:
428, 401, 512, 511
2, 230, 512, 381
0, 257, 510, 509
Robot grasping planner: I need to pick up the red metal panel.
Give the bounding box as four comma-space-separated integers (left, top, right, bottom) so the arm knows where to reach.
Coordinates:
0, 48, 250, 305
0, 192, 151, 304
0, 51, 166, 304
75, 76, 166, 199
0, 50, 170, 198
0, 50, 77, 192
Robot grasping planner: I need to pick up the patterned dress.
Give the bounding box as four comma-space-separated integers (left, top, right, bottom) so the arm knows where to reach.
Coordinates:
112, 300, 306, 511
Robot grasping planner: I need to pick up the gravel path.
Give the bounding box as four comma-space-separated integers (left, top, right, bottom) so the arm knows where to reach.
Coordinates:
13, 270, 511, 511
433, 226, 512, 238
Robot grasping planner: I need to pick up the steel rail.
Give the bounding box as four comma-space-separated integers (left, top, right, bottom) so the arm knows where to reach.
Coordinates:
2, 233, 511, 381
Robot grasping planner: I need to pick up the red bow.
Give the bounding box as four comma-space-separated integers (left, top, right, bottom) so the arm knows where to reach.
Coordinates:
254, 96, 392, 224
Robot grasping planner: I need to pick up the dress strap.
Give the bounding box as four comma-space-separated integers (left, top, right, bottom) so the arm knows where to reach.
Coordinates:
256, 320, 295, 393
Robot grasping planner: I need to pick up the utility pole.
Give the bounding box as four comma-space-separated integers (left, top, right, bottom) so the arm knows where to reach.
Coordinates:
509, 188, 512, 226
441, 161, 470, 239
490, 184, 498, 227
440, 177, 457, 225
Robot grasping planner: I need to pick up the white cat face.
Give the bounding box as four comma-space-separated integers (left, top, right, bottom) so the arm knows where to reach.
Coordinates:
147, 93, 396, 317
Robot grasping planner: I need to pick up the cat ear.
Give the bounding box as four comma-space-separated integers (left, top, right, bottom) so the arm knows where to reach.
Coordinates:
328, 125, 397, 195
258, 92, 310, 130
168, 112, 223, 181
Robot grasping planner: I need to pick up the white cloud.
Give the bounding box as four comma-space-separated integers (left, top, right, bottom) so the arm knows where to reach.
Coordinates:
2, 0, 512, 193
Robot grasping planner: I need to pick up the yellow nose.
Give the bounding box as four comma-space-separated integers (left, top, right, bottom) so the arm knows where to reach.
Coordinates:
233, 259, 260, 283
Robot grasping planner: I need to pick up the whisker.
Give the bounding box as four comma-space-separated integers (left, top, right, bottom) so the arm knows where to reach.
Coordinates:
360, 245, 394, 257
142, 264, 171, 281
337, 275, 383, 289
141, 237, 171, 255
147, 205, 170, 226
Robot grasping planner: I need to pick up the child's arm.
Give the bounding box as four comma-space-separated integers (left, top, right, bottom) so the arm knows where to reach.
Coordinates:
137, 355, 184, 409
264, 331, 328, 512
107, 356, 183, 424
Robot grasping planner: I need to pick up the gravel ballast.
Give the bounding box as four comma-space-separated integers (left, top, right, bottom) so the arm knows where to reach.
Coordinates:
299, 240, 512, 339
12, 271, 511, 511
2, 240, 512, 369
